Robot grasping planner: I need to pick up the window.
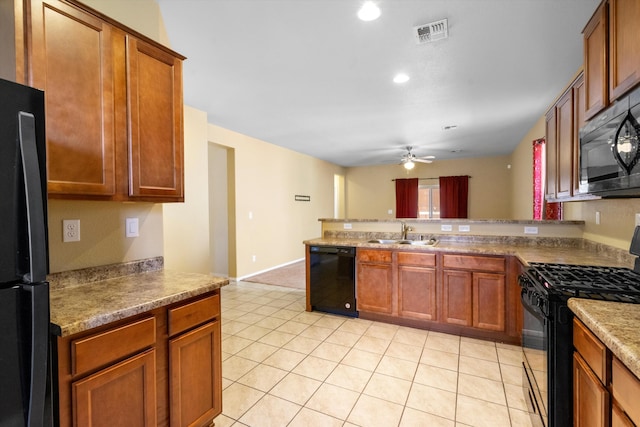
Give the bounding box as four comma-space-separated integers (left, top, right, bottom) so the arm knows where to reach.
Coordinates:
418, 184, 440, 219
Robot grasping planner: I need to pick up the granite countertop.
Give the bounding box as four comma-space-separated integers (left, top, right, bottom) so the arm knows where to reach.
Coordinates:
303, 237, 634, 268
568, 299, 640, 379
48, 257, 228, 337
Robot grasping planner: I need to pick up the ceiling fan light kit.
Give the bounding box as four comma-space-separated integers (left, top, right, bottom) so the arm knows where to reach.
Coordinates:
400, 146, 435, 169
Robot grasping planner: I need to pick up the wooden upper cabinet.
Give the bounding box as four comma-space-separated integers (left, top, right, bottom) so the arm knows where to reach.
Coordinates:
609, 0, 640, 102
545, 108, 558, 200
556, 89, 574, 199
25, 0, 185, 202
126, 36, 184, 200
583, 0, 608, 120
573, 74, 586, 195
29, 0, 116, 196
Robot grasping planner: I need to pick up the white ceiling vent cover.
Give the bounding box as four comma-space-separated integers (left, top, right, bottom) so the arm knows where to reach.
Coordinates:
414, 19, 448, 44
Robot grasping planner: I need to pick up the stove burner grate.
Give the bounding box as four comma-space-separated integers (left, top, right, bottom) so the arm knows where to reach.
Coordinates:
528, 262, 640, 299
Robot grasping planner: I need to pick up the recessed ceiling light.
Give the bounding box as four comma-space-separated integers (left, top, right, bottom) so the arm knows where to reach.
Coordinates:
393, 73, 410, 84
358, 2, 380, 21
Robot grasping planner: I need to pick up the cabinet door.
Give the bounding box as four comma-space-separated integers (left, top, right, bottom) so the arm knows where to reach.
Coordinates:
442, 270, 472, 326
356, 262, 393, 314
170, 321, 222, 427
73, 349, 157, 427
609, 0, 640, 101
398, 265, 436, 320
573, 352, 609, 427
545, 108, 557, 200
583, 1, 608, 119
573, 74, 586, 195
126, 36, 184, 201
612, 403, 634, 427
472, 272, 505, 331
29, 0, 116, 196
556, 90, 574, 199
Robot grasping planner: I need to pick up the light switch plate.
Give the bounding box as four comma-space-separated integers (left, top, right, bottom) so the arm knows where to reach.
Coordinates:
343, 223, 352, 229
524, 226, 539, 235
458, 225, 470, 232
441, 224, 452, 231
126, 217, 139, 237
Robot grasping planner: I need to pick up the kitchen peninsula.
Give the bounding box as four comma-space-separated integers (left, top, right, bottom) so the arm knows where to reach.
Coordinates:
48, 257, 228, 427
305, 219, 634, 345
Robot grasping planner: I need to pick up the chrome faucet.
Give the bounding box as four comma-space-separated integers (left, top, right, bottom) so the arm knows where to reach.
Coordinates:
400, 222, 413, 240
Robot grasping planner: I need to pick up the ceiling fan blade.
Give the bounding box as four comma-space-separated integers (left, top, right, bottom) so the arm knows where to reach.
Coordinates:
414, 158, 433, 163
419, 155, 436, 160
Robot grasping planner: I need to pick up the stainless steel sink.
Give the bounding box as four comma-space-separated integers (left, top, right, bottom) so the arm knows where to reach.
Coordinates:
367, 238, 438, 246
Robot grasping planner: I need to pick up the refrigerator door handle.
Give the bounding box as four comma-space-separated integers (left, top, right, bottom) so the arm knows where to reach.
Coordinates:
18, 112, 47, 284
25, 283, 49, 427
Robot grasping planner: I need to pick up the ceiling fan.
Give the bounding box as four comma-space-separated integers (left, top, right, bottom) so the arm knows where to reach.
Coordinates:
400, 146, 435, 170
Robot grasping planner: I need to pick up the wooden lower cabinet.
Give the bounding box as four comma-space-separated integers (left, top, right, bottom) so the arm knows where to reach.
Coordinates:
73, 349, 157, 427
56, 290, 222, 427
573, 352, 610, 427
572, 317, 640, 427
442, 254, 506, 332
169, 321, 222, 427
398, 264, 437, 320
442, 270, 472, 326
356, 249, 393, 314
354, 249, 517, 342
397, 252, 437, 320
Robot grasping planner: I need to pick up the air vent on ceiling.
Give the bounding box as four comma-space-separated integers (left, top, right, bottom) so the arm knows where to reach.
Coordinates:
414, 19, 448, 44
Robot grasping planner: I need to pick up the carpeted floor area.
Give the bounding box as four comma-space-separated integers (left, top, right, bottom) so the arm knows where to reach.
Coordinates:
244, 261, 305, 289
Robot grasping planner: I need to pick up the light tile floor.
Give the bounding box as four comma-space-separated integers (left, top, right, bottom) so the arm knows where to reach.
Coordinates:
214, 281, 533, 427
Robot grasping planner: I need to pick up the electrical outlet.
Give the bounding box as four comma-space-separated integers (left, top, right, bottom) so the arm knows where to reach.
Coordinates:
252, 255, 256, 262
458, 225, 470, 232
441, 224, 452, 231
63, 219, 80, 242
596, 211, 601, 225
635, 213, 640, 227
343, 223, 352, 229
524, 226, 539, 235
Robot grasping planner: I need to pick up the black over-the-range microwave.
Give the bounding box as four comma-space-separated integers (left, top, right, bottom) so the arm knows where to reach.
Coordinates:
580, 85, 640, 197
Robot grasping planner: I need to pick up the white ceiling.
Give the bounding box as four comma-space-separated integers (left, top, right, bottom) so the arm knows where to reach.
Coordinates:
157, 0, 599, 167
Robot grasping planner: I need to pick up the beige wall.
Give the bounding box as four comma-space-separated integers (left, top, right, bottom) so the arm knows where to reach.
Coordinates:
206, 125, 344, 278
48, 200, 163, 272
509, 116, 544, 220
162, 106, 211, 274
345, 156, 512, 219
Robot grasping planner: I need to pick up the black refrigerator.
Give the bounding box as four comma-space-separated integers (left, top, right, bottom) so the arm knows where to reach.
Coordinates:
0, 78, 53, 426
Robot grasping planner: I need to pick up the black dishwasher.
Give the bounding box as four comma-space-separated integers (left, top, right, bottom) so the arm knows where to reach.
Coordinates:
309, 246, 357, 317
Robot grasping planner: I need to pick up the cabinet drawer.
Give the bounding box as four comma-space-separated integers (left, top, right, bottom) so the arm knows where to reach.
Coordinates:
612, 357, 640, 425
442, 254, 505, 272
397, 252, 436, 267
573, 318, 609, 383
168, 293, 220, 337
357, 249, 392, 263
71, 316, 156, 376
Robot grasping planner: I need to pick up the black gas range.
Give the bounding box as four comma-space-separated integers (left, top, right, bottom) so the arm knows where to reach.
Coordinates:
519, 261, 640, 427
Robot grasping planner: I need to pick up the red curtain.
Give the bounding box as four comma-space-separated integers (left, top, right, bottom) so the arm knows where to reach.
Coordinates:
533, 138, 562, 220
439, 175, 468, 218
533, 139, 545, 220
395, 178, 418, 218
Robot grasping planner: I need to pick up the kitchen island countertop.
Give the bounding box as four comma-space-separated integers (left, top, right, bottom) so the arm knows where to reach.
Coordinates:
569, 298, 640, 379
48, 257, 228, 337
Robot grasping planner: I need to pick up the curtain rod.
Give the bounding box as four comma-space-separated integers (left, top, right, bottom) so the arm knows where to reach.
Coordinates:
391, 176, 472, 181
